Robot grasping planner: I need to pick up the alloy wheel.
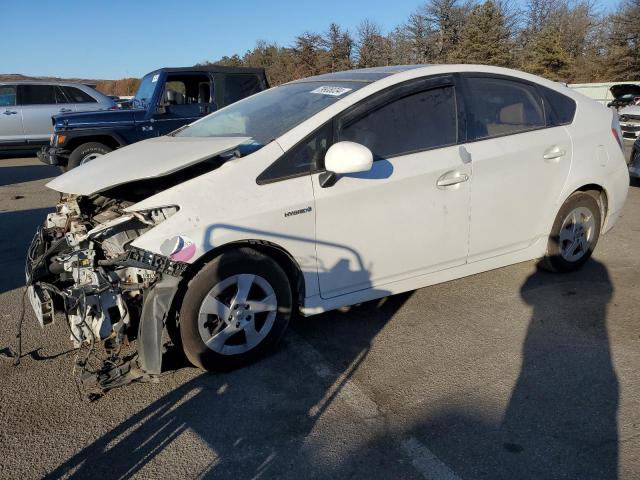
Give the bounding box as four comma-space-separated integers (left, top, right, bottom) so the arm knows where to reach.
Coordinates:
197, 274, 277, 355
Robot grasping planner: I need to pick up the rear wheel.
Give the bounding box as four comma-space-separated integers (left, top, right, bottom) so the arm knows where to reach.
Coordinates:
66, 142, 112, 170
541, 192, 602, 273
179, 248, 292, 371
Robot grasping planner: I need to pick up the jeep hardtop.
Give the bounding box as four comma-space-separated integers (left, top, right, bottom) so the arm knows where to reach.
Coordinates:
38, 65, 268, 170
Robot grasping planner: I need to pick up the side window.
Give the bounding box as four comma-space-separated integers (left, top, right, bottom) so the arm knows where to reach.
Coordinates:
61, 86, 97, 103
339, 86, 457, 159
465, 77, 544, 140
224, 75, 262, 105
540, 86, 576, 126
0, 85, 16, 106
163, 74, 212, 106
257, 122, 332, 184
18, 85, 57, 105
164, 80, 187, 105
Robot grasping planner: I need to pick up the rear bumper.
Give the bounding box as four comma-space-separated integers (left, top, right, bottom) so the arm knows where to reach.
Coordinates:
37, 146, 68, 166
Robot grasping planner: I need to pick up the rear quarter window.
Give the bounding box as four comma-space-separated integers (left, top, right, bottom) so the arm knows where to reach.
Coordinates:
62, 86, 98, 103
540, 86, 577, 126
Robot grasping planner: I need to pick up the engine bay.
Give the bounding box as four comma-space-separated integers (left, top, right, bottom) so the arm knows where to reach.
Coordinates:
25, 194, 186, 399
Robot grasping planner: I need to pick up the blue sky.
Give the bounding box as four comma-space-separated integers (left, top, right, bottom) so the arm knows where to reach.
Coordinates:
4, 0, 621, 80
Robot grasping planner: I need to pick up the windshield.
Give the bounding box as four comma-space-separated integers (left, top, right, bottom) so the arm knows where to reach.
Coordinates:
176, 81, 365, 146
133, 73, 160, 108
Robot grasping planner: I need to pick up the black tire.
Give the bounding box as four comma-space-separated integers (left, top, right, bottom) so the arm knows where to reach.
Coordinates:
66, 142, 112, 170
541, 192, 602, 273
179, 248, 292, 371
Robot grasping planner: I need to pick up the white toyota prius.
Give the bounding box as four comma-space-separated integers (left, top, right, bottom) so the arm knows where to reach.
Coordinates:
27, 65, 629, 386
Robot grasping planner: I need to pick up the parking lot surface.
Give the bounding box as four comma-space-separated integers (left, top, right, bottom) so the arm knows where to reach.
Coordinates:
0, 156, 638, 479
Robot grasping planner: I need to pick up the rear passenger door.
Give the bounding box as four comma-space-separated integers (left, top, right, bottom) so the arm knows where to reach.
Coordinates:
18, 85, 68, 143
461, 74, 573, 262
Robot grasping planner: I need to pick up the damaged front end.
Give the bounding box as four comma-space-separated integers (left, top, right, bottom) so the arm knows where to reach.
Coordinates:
25, 195, 186, 398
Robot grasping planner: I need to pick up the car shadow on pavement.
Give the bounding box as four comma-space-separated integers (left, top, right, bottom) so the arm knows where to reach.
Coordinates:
42, 293, 414, 479
0, 164, 59, 187
392, 259, 619, 480
0, 208, 53, 294
0, 151, 40, 160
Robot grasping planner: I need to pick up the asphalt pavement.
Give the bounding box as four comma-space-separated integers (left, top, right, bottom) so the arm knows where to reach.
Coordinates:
0, 155, 638, 479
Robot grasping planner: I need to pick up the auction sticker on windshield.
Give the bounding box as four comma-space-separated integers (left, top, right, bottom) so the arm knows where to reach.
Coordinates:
310, 86, 352, 96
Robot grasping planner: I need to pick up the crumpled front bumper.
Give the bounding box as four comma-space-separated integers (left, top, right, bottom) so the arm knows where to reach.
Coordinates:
37, 146, 68, 166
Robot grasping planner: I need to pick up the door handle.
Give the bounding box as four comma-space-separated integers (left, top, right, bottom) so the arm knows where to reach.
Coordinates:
3, 110, 17, 115
437, 171, 469, 188
543, 147, 566, 161
59, 108, 73, 113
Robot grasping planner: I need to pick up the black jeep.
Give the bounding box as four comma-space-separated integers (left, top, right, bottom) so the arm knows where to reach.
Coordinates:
38, 65, 268, 170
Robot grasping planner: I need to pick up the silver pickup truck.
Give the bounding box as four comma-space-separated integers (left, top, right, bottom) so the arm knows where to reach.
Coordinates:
0, 81, 115, 151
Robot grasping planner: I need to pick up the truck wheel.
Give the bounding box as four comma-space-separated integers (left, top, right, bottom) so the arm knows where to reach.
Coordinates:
66, 142, 112, 170
540, 192, 602, 273
179, 248, 292, 371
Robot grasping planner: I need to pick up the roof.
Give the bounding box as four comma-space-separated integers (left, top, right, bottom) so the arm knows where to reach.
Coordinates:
148, 65, 267, 76
0, 80, 96, 87
289, 65, 429, 84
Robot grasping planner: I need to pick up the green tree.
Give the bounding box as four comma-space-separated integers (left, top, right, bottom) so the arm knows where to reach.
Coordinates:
455, 0, 513, 66
323, 23, 353, 72
523, 27, 572, 81
293, 32, 325, 77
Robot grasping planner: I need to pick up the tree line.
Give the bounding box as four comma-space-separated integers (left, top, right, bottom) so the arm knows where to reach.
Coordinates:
205, 0, 639, 85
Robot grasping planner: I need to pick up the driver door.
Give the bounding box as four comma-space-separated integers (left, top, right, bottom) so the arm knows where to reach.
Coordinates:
312, 76, 471, 299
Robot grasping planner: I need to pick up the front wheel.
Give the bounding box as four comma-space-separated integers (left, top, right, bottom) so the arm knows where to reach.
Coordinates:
541, 192, 602, 273
179, 248, 292, 371
66, 142, 113, 170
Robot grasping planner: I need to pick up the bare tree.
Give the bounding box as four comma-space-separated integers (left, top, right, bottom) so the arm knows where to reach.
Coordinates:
356, 19, 387, 67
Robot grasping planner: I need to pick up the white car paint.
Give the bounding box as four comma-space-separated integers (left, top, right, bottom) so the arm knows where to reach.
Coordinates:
47, 64, 630, 317
47, 135, 250, 195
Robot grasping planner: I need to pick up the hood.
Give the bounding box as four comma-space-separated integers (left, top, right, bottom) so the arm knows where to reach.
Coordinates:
46, 135, 250, 195
610, 84, 640, 99
619, 105, 640, 118
53, 109, 140, 130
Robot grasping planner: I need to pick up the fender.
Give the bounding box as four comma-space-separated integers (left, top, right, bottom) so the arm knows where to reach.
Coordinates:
62, 128, 129, 149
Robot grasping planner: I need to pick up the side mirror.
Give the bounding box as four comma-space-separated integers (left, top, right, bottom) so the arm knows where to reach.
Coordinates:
321, 141, 373, 188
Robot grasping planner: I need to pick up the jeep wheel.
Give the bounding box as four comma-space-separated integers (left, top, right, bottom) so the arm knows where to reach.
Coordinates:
66, 142, 113, 170
179, 248, 292, 371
